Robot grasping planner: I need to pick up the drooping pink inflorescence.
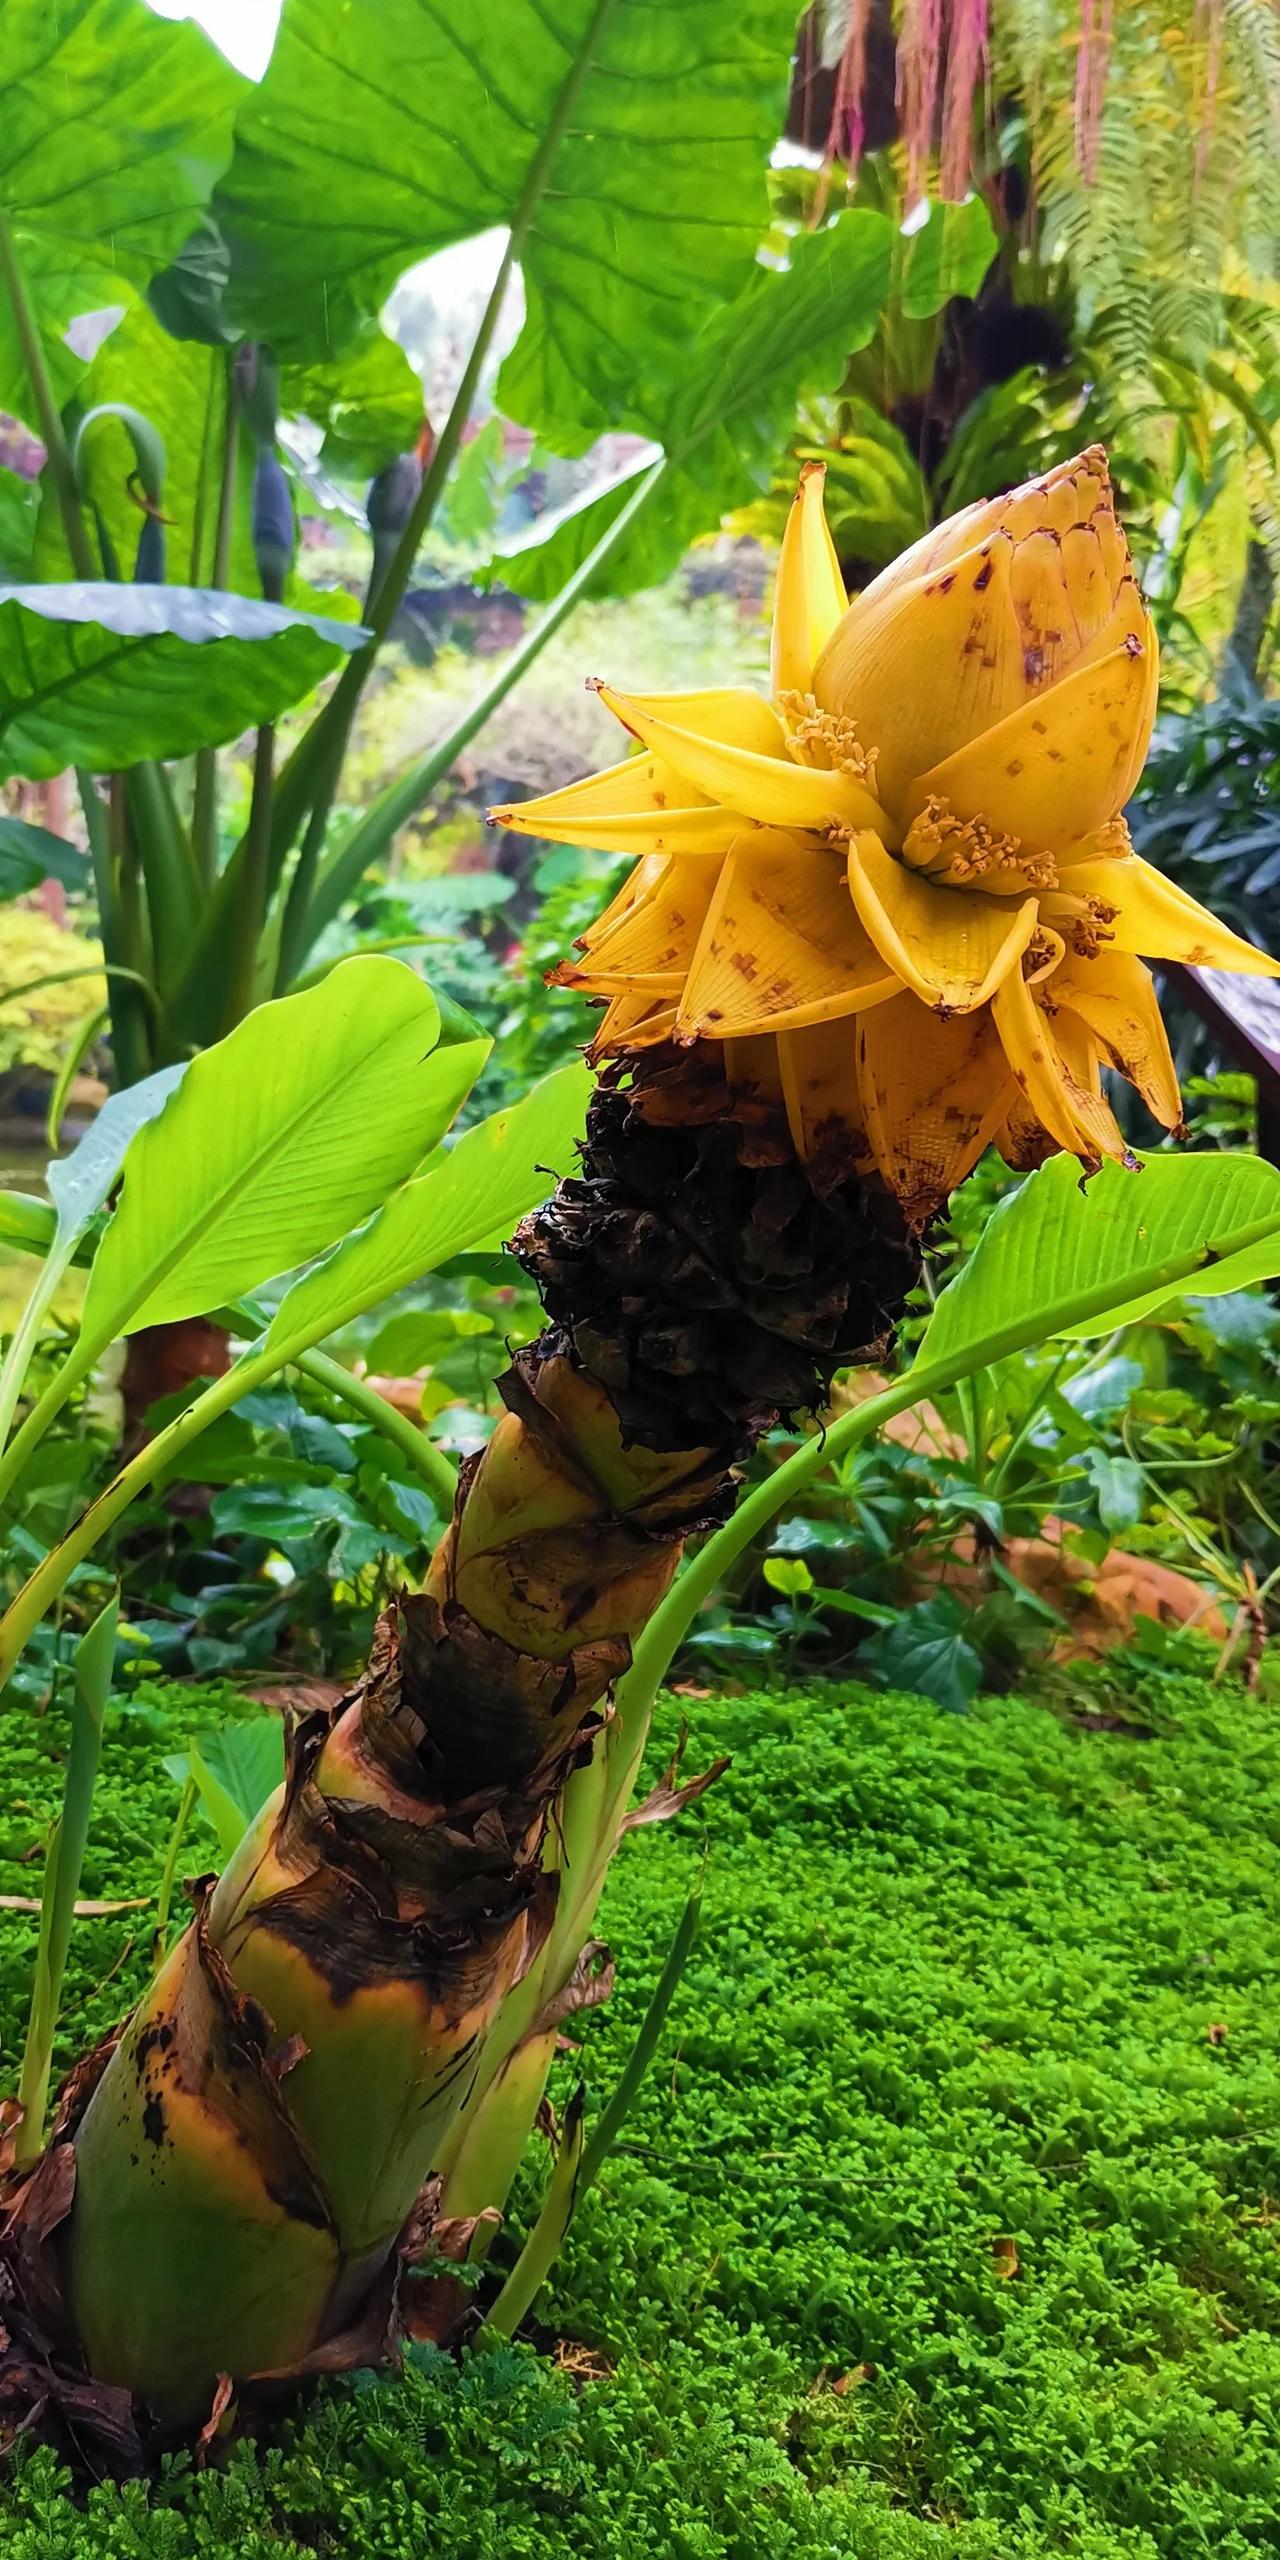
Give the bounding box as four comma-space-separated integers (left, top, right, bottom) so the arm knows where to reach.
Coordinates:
897, 0, 944, 210
826, 0, 873, 179
1073, 0, 1114, 183
939, 0, 989, 200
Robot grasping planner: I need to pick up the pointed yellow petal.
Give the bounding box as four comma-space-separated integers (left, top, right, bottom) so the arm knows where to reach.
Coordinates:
678, 834, 899, 1038
590, 990, 679, 1054
846, 834, 1037, 1012
904, 640, 1156, 854
582, 852, 668, 942
567, 854, 719, 992
771, 463, 848, 697
1052, 853, 1280, 975
1054, 949, 1183, 1132
490, 750, 741, 857
776, 1019, 873, 1174
596, 685, 891, 838
854, 993, 1018, 1223
600, 686, 789, 758
992, 964, 1130, 1166
722, 1031, 786, 1119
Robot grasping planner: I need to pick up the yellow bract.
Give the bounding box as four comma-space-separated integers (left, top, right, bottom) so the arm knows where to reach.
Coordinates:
492, 447, 1280, 1225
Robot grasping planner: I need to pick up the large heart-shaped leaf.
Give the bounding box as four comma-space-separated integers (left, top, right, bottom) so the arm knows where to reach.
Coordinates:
491, 212, 894, 602
79, 956, 489, 1347
280, 330, 425, 478
0, 817, 90, 899
898, 196, 997, 320
215, 0, 797, 449
917, 1151, 1280, 1377
0, 584, 365, 778
0, 0, 244, 430
0, 469, 37, 580
257, 1061, 590, 1367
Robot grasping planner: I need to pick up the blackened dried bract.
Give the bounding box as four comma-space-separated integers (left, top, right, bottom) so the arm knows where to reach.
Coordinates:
515, 1047, 920, 1458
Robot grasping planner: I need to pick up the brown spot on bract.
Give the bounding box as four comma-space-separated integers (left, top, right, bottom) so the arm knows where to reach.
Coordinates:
1024, 645, 1046, 683
1007, 758, 1024, 776
973, 555, 994, 590
935, 572, 956, 594
141, 2092, 166, 2147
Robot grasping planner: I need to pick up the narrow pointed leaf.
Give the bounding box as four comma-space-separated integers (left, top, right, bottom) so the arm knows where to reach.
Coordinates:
80, 957, 487, 1344
15, 1590, 118, 2161
918, 1151, 1280, 1371
259, 1063, 590, 1365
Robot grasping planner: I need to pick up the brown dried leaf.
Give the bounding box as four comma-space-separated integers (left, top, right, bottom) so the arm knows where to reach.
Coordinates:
0, 2101, 23, 2181
430, 2209, 500, 2266
530, 1940, 616, 2040
553, 2337, 615, 2381
196, 2372, 235, 2456
831, 2362, 875, 2395
0, 1895, 150, 1916
990, 2234, 1020, 2281
622, 1720, 729, 1833
1207, 2021, 1230, 2047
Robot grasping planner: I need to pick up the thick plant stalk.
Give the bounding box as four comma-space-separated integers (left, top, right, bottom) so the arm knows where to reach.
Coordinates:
0, 1050, 917, 2461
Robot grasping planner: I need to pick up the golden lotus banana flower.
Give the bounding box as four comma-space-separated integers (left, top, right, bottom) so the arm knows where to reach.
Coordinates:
493, 448, 1279, 1224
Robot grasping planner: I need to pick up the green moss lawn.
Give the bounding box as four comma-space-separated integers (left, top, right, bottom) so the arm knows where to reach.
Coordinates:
4, 1665, 1280, 2557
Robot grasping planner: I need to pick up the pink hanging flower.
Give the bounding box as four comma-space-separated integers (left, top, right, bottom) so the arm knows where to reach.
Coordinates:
939, 0, 990, 201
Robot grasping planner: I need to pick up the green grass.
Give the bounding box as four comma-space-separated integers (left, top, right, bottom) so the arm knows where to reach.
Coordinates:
4, 1665, 1280, 2557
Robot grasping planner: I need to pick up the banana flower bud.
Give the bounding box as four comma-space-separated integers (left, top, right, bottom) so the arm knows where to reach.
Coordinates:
493, 449, 1280, 1225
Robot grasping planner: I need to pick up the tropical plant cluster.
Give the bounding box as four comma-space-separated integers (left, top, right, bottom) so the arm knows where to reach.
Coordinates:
1, 0, 1279, 2542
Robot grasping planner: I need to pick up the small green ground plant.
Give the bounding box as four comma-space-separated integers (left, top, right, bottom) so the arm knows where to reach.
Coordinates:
5, 1662, 1280, 2557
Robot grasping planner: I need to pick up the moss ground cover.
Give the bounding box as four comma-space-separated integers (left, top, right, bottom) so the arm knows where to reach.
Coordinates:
3, 1663, 1280, 2556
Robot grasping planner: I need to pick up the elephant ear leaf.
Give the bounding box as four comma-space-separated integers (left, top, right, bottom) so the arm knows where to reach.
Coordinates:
0, 816, 89, 900
489, 211, 893, 604
215, 0, 797, 450
0, 586, 366, 778
0, 0, 244, 429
